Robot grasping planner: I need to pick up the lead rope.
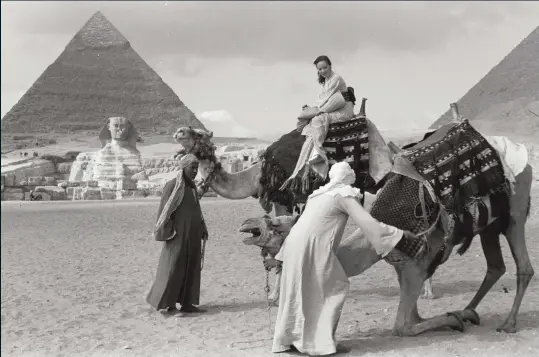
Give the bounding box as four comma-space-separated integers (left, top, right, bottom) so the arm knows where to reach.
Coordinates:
261, 234, 275, 339
264, 269, 273, 338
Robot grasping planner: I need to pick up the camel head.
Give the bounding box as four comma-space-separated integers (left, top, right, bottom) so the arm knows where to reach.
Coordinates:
173, 126, 217, 161
239, 215, 299, 256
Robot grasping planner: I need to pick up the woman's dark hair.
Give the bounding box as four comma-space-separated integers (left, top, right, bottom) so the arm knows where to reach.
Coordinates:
313, 55, 332, 84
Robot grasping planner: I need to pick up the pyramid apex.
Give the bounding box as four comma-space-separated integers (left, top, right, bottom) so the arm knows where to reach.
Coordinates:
68, 11, 129, 50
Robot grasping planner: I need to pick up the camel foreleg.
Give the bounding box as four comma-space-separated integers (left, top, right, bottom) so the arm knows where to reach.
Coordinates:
392, 261, 465, 336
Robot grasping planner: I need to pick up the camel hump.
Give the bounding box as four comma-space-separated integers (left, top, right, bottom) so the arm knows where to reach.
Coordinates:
259, 117, 373, 208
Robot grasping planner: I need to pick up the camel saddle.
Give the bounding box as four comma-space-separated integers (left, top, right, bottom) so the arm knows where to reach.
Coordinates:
370, 119, 511, 263
259, 116, 372, 211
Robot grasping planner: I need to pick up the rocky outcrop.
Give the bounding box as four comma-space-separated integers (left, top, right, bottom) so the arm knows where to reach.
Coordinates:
68, 152, 96, 182
142, 156, 183, 176
33, 186, 67, 201
1, 159, 56, 187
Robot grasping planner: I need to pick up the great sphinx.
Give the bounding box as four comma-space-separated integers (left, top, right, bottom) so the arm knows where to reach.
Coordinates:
68, 116, 148, 192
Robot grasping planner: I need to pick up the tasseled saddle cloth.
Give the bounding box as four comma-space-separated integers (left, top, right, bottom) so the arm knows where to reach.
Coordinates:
258, 117, 371, 211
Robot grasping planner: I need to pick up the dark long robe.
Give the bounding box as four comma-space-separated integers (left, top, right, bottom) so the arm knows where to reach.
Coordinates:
146, 176, 205, 310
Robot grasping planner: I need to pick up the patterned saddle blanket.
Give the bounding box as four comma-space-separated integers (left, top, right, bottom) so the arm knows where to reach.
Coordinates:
370, 119, 511, 259
259, 116, 371, 212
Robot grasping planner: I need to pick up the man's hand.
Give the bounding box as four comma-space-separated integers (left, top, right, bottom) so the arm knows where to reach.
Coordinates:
263, 258, 280, 271
302, 105, 309, 110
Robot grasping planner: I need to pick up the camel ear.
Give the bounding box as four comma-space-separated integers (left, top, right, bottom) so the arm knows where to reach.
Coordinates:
208, 131, 213, 139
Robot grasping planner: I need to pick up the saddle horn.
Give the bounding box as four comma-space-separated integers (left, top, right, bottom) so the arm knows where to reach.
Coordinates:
358, 97, 367, 118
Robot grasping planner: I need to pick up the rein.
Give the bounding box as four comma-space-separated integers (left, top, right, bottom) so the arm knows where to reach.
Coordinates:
260, 228, 276, 337
198, 160, 217, 197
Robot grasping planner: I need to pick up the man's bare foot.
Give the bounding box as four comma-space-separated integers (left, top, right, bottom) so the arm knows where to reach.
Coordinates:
160, 306, 185, 317
180, 304, 207, 313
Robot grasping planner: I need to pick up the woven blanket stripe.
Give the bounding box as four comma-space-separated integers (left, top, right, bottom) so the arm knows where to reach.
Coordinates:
328, 155, 368, 165
402, 120, 508, 211
324, 132, 368, 144
326, 118, 366, 133
326, 143, 368, 152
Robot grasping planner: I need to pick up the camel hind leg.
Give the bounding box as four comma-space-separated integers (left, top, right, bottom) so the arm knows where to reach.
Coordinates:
466, 228, 506, 312
498, 164, 534, 333
443, 227, 506, 326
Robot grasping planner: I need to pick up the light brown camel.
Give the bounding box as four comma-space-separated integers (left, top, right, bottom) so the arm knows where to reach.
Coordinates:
238, 153, 534, 336
172, 115, 448, 302
171, 115, 398, 303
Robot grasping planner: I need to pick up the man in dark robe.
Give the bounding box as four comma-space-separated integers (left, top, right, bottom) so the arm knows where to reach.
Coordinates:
146, 154, 208, 316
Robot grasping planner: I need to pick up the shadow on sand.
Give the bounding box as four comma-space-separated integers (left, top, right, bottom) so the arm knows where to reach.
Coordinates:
347, 277, 517, 299
340, 310, 539, 354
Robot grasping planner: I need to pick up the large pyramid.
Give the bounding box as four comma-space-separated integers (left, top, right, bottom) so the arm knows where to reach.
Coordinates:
1, 11, 206, 134
430, 26, 539, 138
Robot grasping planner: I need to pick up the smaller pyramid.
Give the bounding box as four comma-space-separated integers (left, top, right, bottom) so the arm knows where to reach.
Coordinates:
1, 11, 206, 135
430, 26, 539, 138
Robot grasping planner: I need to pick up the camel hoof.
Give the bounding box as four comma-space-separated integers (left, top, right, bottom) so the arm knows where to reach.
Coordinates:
464, 307, 480, 326
496, 325, 517, 334
446, 312, 465, 332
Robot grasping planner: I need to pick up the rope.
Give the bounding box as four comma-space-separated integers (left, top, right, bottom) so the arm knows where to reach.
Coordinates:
260, 233, 275, 339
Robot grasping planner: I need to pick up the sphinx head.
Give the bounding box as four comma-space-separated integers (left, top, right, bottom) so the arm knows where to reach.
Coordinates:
99, 116, 139, 149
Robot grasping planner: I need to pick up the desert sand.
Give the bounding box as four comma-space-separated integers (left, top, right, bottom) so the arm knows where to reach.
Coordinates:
2, 188, 539, 357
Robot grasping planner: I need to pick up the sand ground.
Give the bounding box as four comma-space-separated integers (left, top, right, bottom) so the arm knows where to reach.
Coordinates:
2, 189, 539, 357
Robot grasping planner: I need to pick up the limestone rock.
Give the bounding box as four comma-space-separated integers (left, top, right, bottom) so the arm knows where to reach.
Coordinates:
34, 186, 67, 201
68, 152, 96, 182
2, 159, 56, 187
82, 188, 102, 200
56, 162, 73, 174
25, 176, 57, 186
2, 187, 25, 201
100, 188, 116, 200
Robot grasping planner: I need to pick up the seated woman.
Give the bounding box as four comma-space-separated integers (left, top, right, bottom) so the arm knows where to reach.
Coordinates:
281, 55, 356, 190
270, 162, 427, 356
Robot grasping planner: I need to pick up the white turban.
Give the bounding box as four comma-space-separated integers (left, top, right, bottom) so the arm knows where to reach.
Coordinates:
308, 161, 361, 199
179, 153, 199, 170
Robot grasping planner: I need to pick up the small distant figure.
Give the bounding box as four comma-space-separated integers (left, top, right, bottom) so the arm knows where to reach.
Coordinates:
29, 190, 43, 201
24, 152, 28, 157
33, 152, 38, 157
19, 152, 23, 157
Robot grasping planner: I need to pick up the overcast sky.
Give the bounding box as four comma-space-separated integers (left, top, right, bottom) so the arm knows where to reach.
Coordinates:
1, 1, 538, 138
